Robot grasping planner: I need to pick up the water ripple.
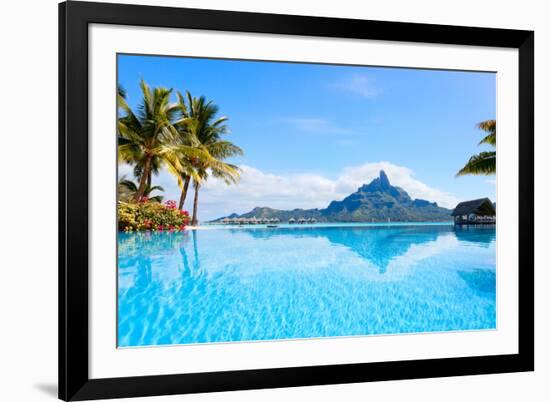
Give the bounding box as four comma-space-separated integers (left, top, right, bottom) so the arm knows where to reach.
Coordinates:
118, 224, 496, 347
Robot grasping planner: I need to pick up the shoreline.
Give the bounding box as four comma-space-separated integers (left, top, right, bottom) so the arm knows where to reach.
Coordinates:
119, 221, 498, 233
188, 221, 457, 231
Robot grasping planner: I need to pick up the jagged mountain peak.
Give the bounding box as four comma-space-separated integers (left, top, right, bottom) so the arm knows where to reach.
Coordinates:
379, 170, 390, 188
359, 170, 394, 193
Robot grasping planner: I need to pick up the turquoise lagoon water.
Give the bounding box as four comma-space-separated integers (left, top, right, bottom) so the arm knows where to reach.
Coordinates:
117, 223, 496, 347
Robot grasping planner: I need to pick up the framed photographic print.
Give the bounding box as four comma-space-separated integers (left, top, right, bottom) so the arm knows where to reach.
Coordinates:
59, 1, 534, 400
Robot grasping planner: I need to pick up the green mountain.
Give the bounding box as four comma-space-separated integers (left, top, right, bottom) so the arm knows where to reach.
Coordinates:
212, 170, 453, 223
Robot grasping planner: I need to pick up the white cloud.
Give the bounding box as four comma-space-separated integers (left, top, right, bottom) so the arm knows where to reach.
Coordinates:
119, 161, 460, 221
332, 73, 377, 98
201, 165, 337, 212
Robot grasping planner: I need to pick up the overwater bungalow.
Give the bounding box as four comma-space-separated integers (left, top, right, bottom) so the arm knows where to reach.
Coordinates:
288, 217, 296, 224
298, 218, 307, 224
452, 198, 496, 225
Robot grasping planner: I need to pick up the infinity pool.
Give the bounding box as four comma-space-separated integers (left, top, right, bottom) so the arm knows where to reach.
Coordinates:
117, 223, 496, 347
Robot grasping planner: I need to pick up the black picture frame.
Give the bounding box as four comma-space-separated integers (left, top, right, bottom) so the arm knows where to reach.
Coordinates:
59, 1, 534, 400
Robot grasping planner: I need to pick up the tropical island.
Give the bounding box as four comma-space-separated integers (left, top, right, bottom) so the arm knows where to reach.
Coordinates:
211, 170, 452, 223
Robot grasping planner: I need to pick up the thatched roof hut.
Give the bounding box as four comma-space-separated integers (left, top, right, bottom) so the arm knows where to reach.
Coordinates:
452, 198, 496, 224
288, 217, 296, 224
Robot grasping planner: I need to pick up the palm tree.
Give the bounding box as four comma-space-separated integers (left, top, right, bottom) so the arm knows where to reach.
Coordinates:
457, 119, 496, 176
117, 80, 209, 201
170, 93, 200, 209
176, 91, 243, 225
118, 178, 164, 203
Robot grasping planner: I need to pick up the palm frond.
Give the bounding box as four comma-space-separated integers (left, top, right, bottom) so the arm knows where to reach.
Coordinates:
148, 195, 164, 203
477, 119, 496, 133
456, 151, 496, 176
207, 140, 244, 159
117, 84, 127, 99
457, 119, 496, 176
119, 178, 138, 192
478, 132, 496, 146
477, 120, 496, 146
147, 185, 165, 193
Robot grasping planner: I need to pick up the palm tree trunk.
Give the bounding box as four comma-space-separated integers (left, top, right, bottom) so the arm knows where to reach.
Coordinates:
134, 156, 152, 201
191, 183, 199, 226
178, 176, 191, 210
146, 171, 152, 189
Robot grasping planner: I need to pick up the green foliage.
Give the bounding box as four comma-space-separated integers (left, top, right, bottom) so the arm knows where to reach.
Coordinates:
117, 80, 243, 223
456, 151, 496, 176
457, 119, 496, 176
477, 119, 496, 146
174, 90, 244, 224
118, 178, 164, 203
118, 201, 190, 232
118, 80, 211, 202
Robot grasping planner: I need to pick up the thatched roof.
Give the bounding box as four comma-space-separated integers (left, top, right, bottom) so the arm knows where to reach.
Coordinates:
452, 198, 495, 216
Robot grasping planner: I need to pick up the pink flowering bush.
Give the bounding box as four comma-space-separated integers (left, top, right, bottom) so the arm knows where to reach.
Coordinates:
164, 200, 177, 209
118, 200, 190, 232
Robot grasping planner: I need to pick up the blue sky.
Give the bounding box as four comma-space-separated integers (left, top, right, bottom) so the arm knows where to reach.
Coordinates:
118, 54, 496, 220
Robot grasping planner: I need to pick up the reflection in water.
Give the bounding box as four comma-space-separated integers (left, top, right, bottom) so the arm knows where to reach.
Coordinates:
241, 225, 453, 273
118, 224, 496, 346
454, 224, 496, 245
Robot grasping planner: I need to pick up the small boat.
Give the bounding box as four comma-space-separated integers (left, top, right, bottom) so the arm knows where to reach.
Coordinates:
267, 224, 279, 228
